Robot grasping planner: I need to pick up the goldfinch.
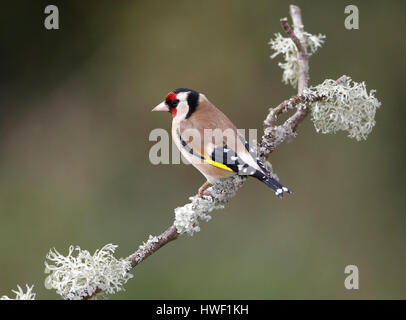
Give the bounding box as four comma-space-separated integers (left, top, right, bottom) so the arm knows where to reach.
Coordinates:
152, 88, 291, 198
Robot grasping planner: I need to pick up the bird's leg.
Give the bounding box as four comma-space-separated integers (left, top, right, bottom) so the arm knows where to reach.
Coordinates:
198, 181, 210, 198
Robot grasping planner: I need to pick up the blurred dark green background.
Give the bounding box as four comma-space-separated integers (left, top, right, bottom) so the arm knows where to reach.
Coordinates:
0, 0, 405, 299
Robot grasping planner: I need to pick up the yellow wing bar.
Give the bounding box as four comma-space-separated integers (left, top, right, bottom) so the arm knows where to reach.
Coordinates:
203, 157, 234, 172
176, 128, 235, 173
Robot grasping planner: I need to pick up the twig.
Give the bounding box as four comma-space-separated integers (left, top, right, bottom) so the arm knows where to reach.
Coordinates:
128, 225, 179, 268
284, 5, 310, 126
263, 94, 322, 129
261, 5, 311, 157
287, 5, 309, 95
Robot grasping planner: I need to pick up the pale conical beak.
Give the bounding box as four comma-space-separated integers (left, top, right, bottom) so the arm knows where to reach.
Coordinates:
152, 102, 169, 112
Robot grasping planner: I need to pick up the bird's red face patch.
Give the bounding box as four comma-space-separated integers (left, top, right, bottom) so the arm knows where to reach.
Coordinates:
165, 92, 179, 119
170, 107, 177, 118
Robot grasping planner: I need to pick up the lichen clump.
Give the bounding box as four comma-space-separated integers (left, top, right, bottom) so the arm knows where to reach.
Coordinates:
269, 32, 325, 87
1, 284, 36, 300
309, 79, 381, 140
44, 244, 133, 300
131, 235, 159, 264
174, 176, 245, 236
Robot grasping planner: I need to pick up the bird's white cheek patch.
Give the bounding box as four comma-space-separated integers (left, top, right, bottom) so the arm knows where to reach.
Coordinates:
173, 102, 188, 122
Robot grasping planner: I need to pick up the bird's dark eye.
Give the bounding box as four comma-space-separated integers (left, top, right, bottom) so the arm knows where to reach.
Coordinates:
170, 99, 179, 108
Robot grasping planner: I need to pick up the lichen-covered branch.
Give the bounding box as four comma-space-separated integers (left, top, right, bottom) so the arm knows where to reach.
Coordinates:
281, 5, 310, 131
79, 4, 378, 300
260, 75, 356, 156
260, 5, 311, 157
128, 226, 179, 268
82, 5, 315, 300
17, 4, 379, 300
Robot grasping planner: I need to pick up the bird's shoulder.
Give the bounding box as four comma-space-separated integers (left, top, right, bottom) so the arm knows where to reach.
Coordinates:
183, 98, 237, 133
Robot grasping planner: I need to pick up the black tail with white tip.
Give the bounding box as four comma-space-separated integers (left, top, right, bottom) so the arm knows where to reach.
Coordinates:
253, 171, 292, 198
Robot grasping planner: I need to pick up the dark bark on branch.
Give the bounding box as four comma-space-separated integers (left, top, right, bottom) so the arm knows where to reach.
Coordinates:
128, 225, 179, 268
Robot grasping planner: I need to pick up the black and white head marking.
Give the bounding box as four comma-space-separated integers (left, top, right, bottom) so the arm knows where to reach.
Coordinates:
172, 88, 200, 120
